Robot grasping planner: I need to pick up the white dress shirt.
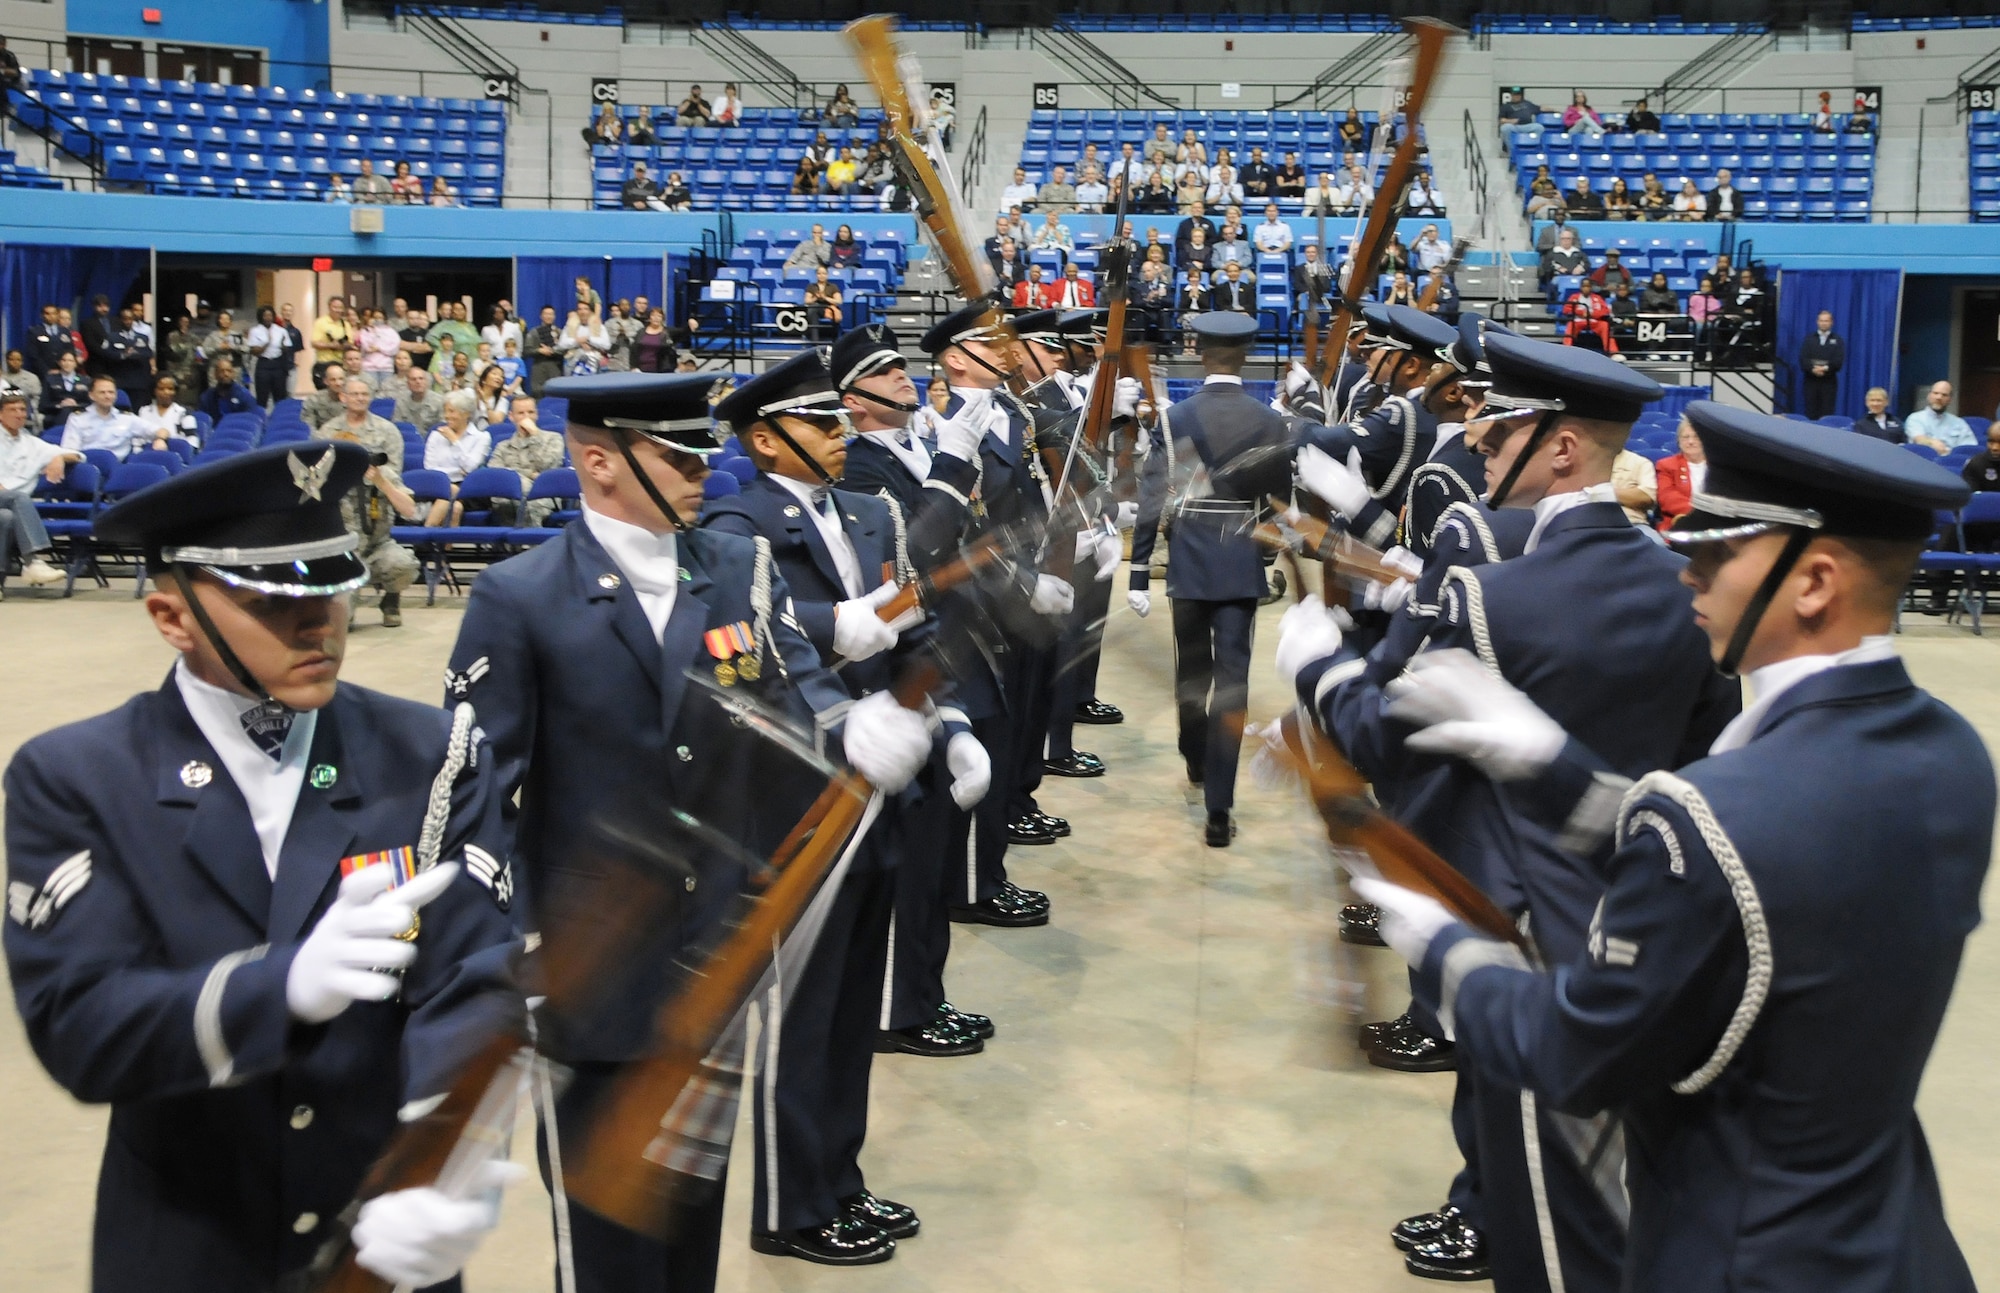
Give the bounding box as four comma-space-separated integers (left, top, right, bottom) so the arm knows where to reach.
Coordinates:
174, 659, 318, 878
771, 473, 863, 597
0, 427, 65, 492
583, 502, 680, 641
1253, 221, 1294, 254
999, 181, 1038, 212
1524, 481, 1618, 553
136, 401, 196, 440
424, 427, 492, 483
246, 323, 288, 361
862, 428, 931, 482
61, 406, 144, 458
1709, 636, 1897, 755
1689, 460, 1708, 496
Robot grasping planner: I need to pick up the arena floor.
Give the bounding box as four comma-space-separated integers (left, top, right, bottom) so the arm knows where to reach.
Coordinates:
2, 586, 1997, 1291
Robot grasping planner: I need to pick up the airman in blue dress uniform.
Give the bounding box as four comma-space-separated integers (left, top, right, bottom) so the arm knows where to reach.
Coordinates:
1278, 334, 1740, 1289
442, 371, 934, 1289
705, 349, 996, 1264
1128, 312, 1296, 846
4, 441, 523, 1293
1365, 402, 1988, 1293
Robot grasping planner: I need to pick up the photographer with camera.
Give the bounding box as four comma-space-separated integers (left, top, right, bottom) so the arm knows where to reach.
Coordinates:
312, 375, 420, 626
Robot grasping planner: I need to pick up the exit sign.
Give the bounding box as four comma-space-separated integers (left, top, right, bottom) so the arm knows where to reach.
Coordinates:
142, 8, 161, 22
311, 257, 334, 272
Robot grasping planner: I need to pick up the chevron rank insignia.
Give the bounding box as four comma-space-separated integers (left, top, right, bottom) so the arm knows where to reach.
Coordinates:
463, 844, 512, 912
7, 850, 92, 930
445, 656, 491, 700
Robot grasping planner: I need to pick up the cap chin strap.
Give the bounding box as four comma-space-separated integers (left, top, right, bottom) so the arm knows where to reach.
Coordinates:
950, 340, 1020, 389
1484, 410, 1557, 509
844, 383, 919, 415
1717, 527, 1814, 679
761, 417, 838, 487
613, 428, 692, 532
170, 563, 275, 703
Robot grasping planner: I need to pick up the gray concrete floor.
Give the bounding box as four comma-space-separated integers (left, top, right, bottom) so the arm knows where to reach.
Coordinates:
1, 585, 1997, 1290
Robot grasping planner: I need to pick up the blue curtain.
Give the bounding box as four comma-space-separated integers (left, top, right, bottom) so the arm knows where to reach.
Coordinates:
515, 256, 664, 322
1775, 268, 1902, 420
0, 245, 149, 356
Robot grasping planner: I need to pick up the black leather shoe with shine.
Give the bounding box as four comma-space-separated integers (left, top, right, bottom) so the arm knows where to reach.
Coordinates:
949, 890, 1050, 927
1029, 811, 1071, 837
876, 1017, 984, 1056
1204, 810, 1235, 847
1044, 752, 1106, 778
1005, 814, 1056, 845
1367, 1026, 1458, 1073
940, 1001, 995, 1039
1391, 1204, 1465, 1252
1074, 700, 1124, 724
1338, 902, 1388, 947
1001, 880, 1051, 910
1360, 1011, 1416, 1053
1402, 1215, 1490, 1281
841, 1191, 920, 1240
750, 1215, 895, 1265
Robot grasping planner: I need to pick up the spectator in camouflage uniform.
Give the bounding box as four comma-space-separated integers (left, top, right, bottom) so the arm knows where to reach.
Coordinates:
313, 375, 418, 625
160, 315, 203, 397
485, 393, 567, 527
393, 365, 445, 431
300, 363, 349, 430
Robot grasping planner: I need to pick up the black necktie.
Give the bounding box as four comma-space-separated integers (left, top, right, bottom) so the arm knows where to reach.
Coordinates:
240, 699, 296, 762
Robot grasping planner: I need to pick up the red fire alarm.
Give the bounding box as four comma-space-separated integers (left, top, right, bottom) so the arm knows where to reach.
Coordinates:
1225, 39, 1234, 50
311, 257, 334, 272
142, 8, 161, 22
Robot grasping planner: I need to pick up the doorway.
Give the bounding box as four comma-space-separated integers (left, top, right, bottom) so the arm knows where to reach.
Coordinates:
1962, 289, 2000, 425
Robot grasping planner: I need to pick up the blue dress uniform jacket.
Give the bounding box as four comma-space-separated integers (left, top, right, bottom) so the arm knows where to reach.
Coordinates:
1300, 392, 1438, 530
1402, 434, 1490, 563
444, 520, 850, 1062
1420, 659, 1989, 1293
4, 679, 521, 1293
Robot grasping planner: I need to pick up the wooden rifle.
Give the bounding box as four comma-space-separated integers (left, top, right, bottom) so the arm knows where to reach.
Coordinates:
1315, 19, 1456, 390
1302, 204, 1327, 374
1416, 236, 1471, 314
1252, 497, 1411, 587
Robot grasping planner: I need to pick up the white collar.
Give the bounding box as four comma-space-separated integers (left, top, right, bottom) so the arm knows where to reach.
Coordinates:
771, 471, 834, 511
1524, 481, 1617, 552
173, 658, 318, 877
582, 501, 679, 590
1427, 422, 1465, 461
1710, 636, 1898, 755
1203, 374, 1243, 386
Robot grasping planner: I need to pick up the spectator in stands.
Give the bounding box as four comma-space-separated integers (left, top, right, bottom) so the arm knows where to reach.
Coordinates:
1254, 205, 1293, 255
311, 295, 353, 384
631, 308, 678, 373
805, 130, 836, 168
1205, 162, 1245, 209
0, 389, 77, 586
1385, 271, 1421, 308
390, 160, 423, 204
1798, 310, 1844, 419
299, 363, 343, 430
1539, 228, 1586, 294
62, 375, 144, 457
323, 173, 353, 203
1567, 175, 1604, 216
1105, 142, 1143, 189
1000, 166, 1038, 213
928, 88, 954, 150
358, 308, 400, 391
805, 267, 843, 342
1608, 280, 1641, 347
1171, 165, 1204, 213
471, 363, 512, 426
1525, 167, 1564, 218
1179, 224, 1214, 279
1052, 262, 1095, 309
856, 144, 893, 196
1336, 165, 1374, 214
785, 223, 833, 273
527, 306, 562, 393
1013, 264, 1054, 310
199, 310, 245, 390
429, 302, 480, 361
585, 104, 622, 147
1847, 106, 1874, 134
1038, 164, 1079, 214
1145, 123, 1175, 165
678, 85, 715, 127
5, 349, 43, 428
1293, 242, 1333, 323
381, 350, 416, 402
1687, 275, 1723, 359
495, 338, 527, 392
1623, 97, 1662, 135
625, 105, 656, 147
1231, 145, 1272, 200
1852, 387, 1904, 442
1262, 153, 1300, 201
1652, 417, 1703, 531
104, 307, 154, 414
1591, 249, 1632, 290
60, 308, 85, 359
1564, 90, 1607, 138
658, 170, 692, 211
1611, 444, 1658, 524
714, 83, 744, 128
1628, 172, 1665, 220
1639, 271, 1678, 315
1673, 179, 1709, 221
1379, 233, 1411, 277
1338, 108, 1366, 151
245, 306, 291, 407
394, 365, 444, 430
26, 304, 74, 377
485, 394, 567, 525
820, 146, 858, 196
79, 295, 116, 379
199, 356, 257, 422
1499, 89, 1540, 144
446, 349, 475, 392
1563, 279, 1615, 353
1176, 127, 1208, 170
558, 302, 611, 375
1076, 166, 1109, 212
621, 161, 663, 210
136, 376, 198, 448
825, 84, 861, 127
1411, 224, 1449, 274
1601, 177, 1634, 220
1175, 200, 1217, 252
482, 304, 523, 359
1212, 260, 1255, 315
991, 236, 1027, 293
352, 158, 392, 203
790, 155, 822, 196
1032, 208, 1074, 257
1133, 258, 1172, 337
1407, 169, 1446, 216
1907, 380, 1975, 451
40, 351, 86, 427
1811, 91, 1837, 134
820, 225, 858, 271
1134, 172, 1174, 213
1709, 169, 1743, 222
395, 308, 433, 374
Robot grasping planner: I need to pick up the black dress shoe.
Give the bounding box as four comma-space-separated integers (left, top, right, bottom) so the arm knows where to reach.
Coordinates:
841, 1190, 920, 1240
1338, 902, 1388, 947
1391, 1204, 1466, 1252
1403, 1214, 1489, 1281
949, 890, 1050, 927
1204, 810, 1235, 847
1368, 1025, 1458, 1074
1044, 752, 1106, 778
1026, 810, 1070, 837
1074, 700, 1124, 724
750, 1215, 895, 1265
1001, 880, 1051, 910
876, 1017, 984, 1056
940, 1001, 996, 1038
1359, 1010, 1416, 1053
1006, 814, 1057, 845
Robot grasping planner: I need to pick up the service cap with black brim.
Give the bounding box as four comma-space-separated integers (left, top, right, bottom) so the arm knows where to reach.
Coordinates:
1439, 312, 1509, 388
1479, 331, 1662, 509
1011, 308, 1065, 349
1191, 311, 1259, 349
545, 370, 730, 456
713, 347, 846, 433
1386, 303, 1458, 364
829, 323, 907, 391
94, 440, 371, 598
919, 300, 1011, 355
1059, 308, 1108, 345
1359, 302, 1400, 351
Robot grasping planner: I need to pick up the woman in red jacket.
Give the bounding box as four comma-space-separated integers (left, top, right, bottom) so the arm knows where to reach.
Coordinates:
1653, 416, 1706, 531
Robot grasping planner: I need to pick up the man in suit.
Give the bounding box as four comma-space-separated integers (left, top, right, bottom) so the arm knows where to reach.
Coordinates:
25, 302, 75, 377
444, 372, 934, 1289
1211, 260, 1256, 315
833, 325, 1000, 1057
1012, 264, 1056, 311
1851, 386, 1904, 442
1129, 313, 1296, 846
79, 293, 117, 379
1799, 309, 1845, 420
989, 237, 1028, 297
705, 350, 993, 1265
5, 442, 523, 1292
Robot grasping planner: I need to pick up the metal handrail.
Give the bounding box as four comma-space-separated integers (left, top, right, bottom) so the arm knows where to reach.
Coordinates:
1462, 107, 1489, 243
961, 104, 988, 209
1028, 25, 1179, 111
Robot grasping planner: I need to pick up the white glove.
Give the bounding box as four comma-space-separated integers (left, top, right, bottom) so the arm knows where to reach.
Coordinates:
1295, 443, 1372, 517
842, 689, 932, 792
832, 581, 903, 661
1127, 589, 1151, 618
1273, 594, 1346, 692
286, 863, 460, 1025
945, 731, 992, 809
1114, 500, 1139, 530
932, 411, 985, 463
1283, 361, 1319, 401
1074, 528, 1103, 566
1030, 574, 1074, 617
1092, 523, 1120, 581
1362, 548, 1421, 615
1384, 648, 1568, 781
1112, 376, 1143, 420
1351, 877, 1458, 968
352, 1160, 525, 1288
